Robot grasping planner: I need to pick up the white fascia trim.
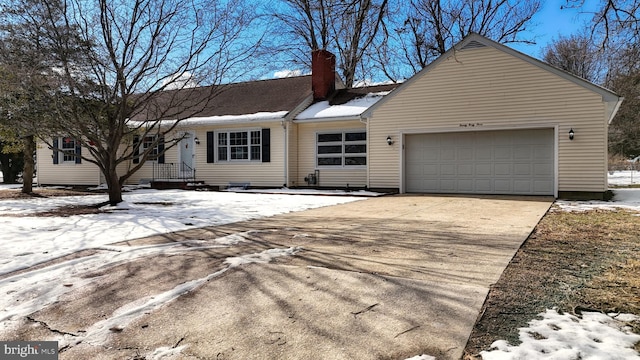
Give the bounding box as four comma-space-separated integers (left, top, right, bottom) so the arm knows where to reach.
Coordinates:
293, 116, 363, 123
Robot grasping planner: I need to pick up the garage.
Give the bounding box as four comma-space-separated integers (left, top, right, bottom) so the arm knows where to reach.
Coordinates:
405, 128, 555, 195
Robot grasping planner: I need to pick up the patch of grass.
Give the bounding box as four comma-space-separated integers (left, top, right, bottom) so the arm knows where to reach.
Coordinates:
463, 208, 640, 359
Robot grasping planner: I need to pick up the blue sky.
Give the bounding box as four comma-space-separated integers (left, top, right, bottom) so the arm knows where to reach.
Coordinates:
511, 0, 599, 58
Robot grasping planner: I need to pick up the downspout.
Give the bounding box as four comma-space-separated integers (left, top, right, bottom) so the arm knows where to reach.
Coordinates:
282, 120, 288, 187
360, 116, 369, 189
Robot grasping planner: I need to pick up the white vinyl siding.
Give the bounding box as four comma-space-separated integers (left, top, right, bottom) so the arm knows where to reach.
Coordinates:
125, 124, 283, 187
368, 45, 609, 193
36, 140, 101, 185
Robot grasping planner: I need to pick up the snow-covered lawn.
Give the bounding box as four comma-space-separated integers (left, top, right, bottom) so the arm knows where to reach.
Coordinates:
0, 188, 363, 275
609, 169, 640, 186
480, 310, 640, 360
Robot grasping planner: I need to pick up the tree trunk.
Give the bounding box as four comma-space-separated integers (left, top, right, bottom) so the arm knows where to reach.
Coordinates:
105, 168, 123, 205
21, 135, 35, 194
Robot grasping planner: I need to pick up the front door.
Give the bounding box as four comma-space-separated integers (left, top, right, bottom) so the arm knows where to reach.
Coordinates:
179, 132, 195, 176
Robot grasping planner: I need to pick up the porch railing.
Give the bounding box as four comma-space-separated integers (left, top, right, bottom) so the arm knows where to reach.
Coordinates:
152, 162, 196, 182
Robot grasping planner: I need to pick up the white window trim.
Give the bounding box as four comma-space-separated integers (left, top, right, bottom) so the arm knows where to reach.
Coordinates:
315, 129, 367, 169
215, 128, 262, 162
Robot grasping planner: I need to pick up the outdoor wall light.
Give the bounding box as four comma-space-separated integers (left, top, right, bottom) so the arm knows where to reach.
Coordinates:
386, 135, 394, 146
568, 128, 574, 141
194, 137, 200, 145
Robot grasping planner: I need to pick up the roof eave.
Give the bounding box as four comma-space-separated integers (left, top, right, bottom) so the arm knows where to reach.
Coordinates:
293, 115, 363, 123
607, 97, 624, 125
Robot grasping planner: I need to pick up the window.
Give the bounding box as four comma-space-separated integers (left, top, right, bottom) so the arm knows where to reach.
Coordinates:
133, 134, 164, 164
52, 136, 81, 165
142, 135, 159, 157
217, 130, 261, 161
61, 137, 77, 163
317, 131, 366, 167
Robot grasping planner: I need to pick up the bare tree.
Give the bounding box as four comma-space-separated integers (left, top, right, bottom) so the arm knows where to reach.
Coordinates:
563, 2, 640, 157
563, 0, 640, 47
606, 45, 640, 158
543, 33, 606, 82
273, 0, 389, 87
3, 0, 259, 205
374, 0, 541, 80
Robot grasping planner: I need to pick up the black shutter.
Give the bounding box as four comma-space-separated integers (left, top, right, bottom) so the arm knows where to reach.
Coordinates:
158, 137, 165, 164
262, 128, 270, 163
133, 135, 140, 164
52, 138, 59, 164
206, 131, 214, 163
75, 142, 82, 164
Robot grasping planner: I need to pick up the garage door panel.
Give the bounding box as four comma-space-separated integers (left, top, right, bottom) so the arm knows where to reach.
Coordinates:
458, 147, 474, 160
458, 179, 474, 191
440, 180, 456, 191
494, 163, 511, 175
514, 146, 532, 159
475, 179, 493, 192
534, 163, 553, 175
494, 146, 512, 160
534, 180, 553, 193
405, 129, 554, 195
494, 179, 512, 192
514, 163, 532, 176
442, 152, 456, 162
458, 164, 473, 175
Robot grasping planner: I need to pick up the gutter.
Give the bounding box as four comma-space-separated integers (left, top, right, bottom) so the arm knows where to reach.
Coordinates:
293, 115, 363, 123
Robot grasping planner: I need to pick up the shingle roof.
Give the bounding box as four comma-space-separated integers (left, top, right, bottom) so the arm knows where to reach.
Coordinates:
328, 83, 400, 105
130, 75, 313, 121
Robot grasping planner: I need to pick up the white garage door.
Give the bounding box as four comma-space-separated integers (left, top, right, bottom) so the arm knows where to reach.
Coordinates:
405, 129, 554, 195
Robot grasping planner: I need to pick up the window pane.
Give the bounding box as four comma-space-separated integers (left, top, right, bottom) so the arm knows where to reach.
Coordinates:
218, 147, 227, 161
231, 146, 248, 159
318, 157, 342, 166
251, 131, 261, 145
62, 137, 75, 150
218, 133, 227, 145
345, 132, 366, 141
230, 132, 247, 145
318, 145, 342, 154
318, 133, 342, 142
345, 144, 366, 153
251, 145, 261, 160
345, 156, 366, 165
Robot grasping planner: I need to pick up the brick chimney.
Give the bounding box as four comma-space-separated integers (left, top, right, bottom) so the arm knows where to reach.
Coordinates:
311, 49, 336, 101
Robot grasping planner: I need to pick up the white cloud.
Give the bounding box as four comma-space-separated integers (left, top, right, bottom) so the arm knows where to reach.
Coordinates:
273, 69, 303, 78
163, 72, 198, 90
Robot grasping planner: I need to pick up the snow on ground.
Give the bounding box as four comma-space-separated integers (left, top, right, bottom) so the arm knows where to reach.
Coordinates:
485, 171, 640, 359
1, 172, 639, 358
0, 188, 364, 352
480, 309, 640, 360
0, 189, 364, 275
609, 170, 640, 186
556, 171, 640, 212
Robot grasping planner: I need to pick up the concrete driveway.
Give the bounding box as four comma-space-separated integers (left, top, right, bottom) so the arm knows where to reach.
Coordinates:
9, 195, 552, 360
